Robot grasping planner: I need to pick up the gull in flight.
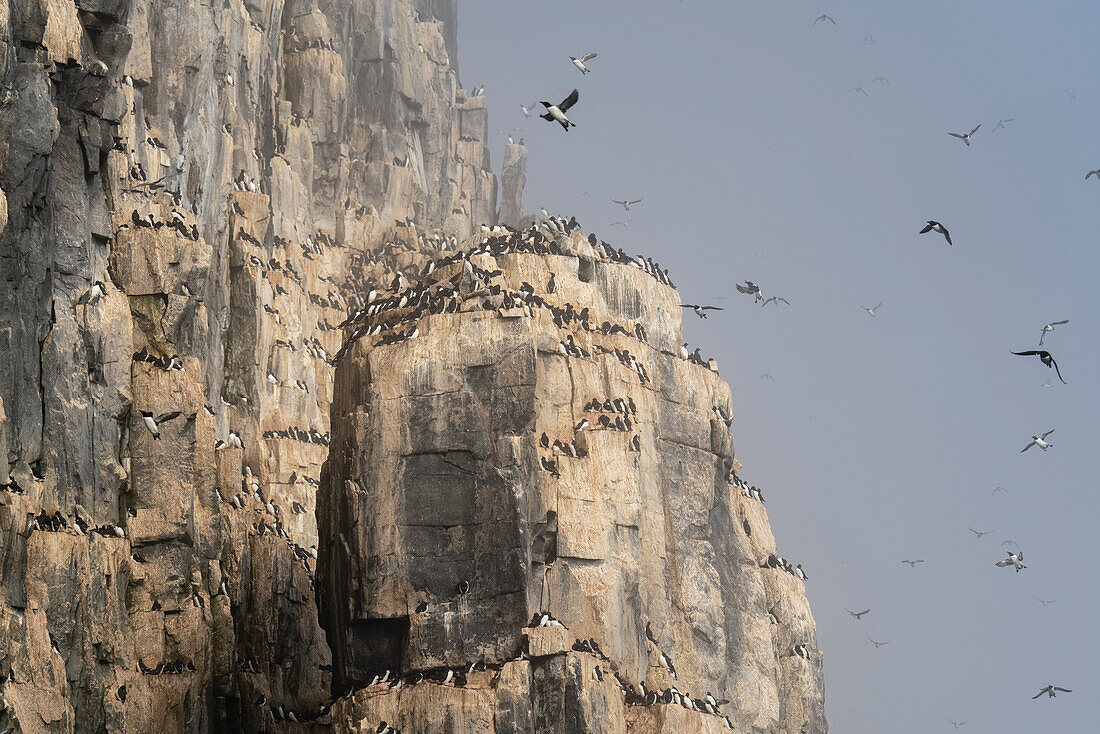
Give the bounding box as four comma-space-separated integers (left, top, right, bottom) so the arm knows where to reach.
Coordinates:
570, 52, 598, 75
991, 486, 1009, 497
681, 304, 723, 319
758, 373, 774, 381
736, 280, 764, 302
991, 117, 1015, 132
901, 559, 925, 567
872, 76, 890, 85
1032, 684, 1071, 699
611, 198, 642, 211
1038, 320, 1068, 346
919, 220, 952, 245
1086, 169, 1100, 180
995, 550, 1026, 572
812, 14, 837, 26
845, 608, 870, 620
969, 527, 993, 539
761, 296, 790, 307
520, 101, 537, 118
948, 721, 967, 729
862, 302, 881, 317
539, 89, 580, 131
1020, 429, 1054, 453
1001, 539, 1019, 548
850, 86, 869, 97
1035, 597, 1057, 607
1010, 350, 1066, 383
608, 220, 633, 227
948, 123, 981, 146
867, 638, 889, 649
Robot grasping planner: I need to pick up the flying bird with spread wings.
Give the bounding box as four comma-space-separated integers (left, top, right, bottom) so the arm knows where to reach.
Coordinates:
611, 198, 642, 211
948, 124, 981, 146
1010, 350, 1066, 383
681, 304, 723, 319
570, 52, 598, 75
539, 89, 580, 131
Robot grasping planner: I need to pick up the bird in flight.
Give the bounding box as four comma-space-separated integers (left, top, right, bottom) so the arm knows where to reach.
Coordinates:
519, 101, 537, 118
995, 551, 1026, 572
919, 220, 952, 245
1086, 169, 1100, 180
540, 89, 580, 130
608, 220, 633, 227
901, 559, 925, 567
867, 638, 889, 649
812, 14, 837, 26
872, 77, 890, 85
758, 373, 775, 381
611, 198, 642, 211
862, 302, 882, 317
969, 527, 993, 539
948, 123, 981, 146
948, 721, 967, 729
846, 608, 870, 620
1001, 539, 1019, 548
1032, 684, 1071, 699
570, 52, 598, 75
761, 296, 790, 307
736, 280, 764, 302
1010, 350, 1066, 384
850, 86, 869, 97
1020, 429, 1055, 453
681, 304, 723, 319
991, 117, 1015, 132
991, 486, 1009, 497
1038, 320, 1069, 346
1035, 597, 1057, 607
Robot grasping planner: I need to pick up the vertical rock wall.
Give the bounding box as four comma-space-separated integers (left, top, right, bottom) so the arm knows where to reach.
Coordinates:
318, 230, 827, 733
0, 0, 498, 731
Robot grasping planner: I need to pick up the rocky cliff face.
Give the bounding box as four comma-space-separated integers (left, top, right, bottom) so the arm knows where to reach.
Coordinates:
317, 229, 826, 733
0, 0, 824, 732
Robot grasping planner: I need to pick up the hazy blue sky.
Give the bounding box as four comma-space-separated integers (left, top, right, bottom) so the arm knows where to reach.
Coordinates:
458, 2, 1099, 732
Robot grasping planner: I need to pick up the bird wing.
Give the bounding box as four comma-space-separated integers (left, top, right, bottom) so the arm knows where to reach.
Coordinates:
1032, 690, 1045, 699
856, 609, 870, 616
969, 123, 982, 135
1050, 320, 1069, 326
919, 223, 934, 233
996, 559, 1013, 566
680, 304, 697, 309
735, 284, 754, 294
629, 199, 642, 205
1049, 357, 1067, 384
948, 132, 965, 140
1020, 442, 1034, 452
154, 411, 182, 424
1053, 687, 1071, 692
1011, 350, 1041, 356
557, 88, 580, 112
580, 52, 598, 62
1041, 429, 1054, 438
611, 199, 626, 205
942, 228, 952, 245
702, 306, 723, 311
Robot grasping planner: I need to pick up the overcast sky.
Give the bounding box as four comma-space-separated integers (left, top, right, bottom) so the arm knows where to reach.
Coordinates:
458, 2, 1099, 731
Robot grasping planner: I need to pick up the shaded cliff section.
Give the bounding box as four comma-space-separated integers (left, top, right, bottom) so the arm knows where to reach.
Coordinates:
0, 0, 511, 731
317, 231, 827, 733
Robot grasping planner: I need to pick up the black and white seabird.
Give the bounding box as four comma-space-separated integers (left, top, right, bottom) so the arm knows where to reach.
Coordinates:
862, 302, 881, 317
901, 559, 925, 567
1038, 320, 1068, 346
969, 527, 993, 538
681, 304, 723, 319
995, 550, 1026, 572
846, 608, 870, 620
793, 644, 809, 659
867, 637, 889, 649
570, 52, 598, 74
812, 14, 837, 26
140, 410, 181, 439
919, 220, 953, 245
948, 123, 981, 146
611, 198, 642, 211
735, 280, 763, 301
456, 580, 471, 595
1032, 684, 1071, 699
540, 89, 580, 131
1011, 350, 1066, 383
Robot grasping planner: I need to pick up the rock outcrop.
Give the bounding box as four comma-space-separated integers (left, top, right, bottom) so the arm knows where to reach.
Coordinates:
0, 0, 825, 732
317, 228, 826, 733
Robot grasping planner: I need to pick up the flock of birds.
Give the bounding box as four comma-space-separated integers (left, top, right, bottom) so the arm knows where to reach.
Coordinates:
503, 9, 1092, 727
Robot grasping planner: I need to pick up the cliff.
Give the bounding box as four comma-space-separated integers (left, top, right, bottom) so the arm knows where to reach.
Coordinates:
0, 0, 824, 732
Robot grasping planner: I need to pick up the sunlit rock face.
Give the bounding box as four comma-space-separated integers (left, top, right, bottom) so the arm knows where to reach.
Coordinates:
318, 230, 826, 733
0, 0, 824, 731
